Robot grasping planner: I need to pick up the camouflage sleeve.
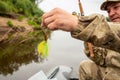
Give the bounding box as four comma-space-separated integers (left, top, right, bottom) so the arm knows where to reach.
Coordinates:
84, 42, 107, 67
71, 14, 120, 53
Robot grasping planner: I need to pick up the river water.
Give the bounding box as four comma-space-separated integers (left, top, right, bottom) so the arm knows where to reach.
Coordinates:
0, 30, 88, 80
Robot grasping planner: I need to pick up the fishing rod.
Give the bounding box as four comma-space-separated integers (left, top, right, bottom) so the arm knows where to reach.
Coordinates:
78, 0, 94, 57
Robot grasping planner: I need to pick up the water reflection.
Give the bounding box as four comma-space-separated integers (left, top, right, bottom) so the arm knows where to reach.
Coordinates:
0, 30, 49, 76
0, 52, 41, 76
0, 41, 42, 76
0, 31, 87, 80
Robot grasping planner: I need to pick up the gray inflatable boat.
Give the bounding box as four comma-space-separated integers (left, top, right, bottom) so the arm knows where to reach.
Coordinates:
28, 65, 78, 80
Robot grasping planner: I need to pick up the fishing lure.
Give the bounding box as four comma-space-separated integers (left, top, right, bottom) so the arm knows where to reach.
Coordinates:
37, 27, 49, 59
37, 40, 48, 58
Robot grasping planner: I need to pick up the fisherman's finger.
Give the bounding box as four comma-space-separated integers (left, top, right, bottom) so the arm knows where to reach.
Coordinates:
41, 10, 57, 28
41, 18, 46, 28
42, 8, 62, 19
47, 21, 58, 30
43, 15, 56, 27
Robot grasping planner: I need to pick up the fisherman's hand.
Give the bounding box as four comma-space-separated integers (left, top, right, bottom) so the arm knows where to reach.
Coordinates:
41, 8, 78, 31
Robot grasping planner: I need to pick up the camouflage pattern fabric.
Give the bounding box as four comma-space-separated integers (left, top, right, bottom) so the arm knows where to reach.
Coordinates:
71, 14, 120, 80
71, 14, 120, 53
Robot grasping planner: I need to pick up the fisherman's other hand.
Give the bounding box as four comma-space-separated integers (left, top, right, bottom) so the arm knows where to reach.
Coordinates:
41, 8, 78, 31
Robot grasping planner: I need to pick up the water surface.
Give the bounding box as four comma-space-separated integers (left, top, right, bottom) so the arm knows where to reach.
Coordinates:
0, 30, 88, 80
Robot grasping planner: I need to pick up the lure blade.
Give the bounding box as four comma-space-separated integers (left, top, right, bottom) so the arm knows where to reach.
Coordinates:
37, 40, 48, 58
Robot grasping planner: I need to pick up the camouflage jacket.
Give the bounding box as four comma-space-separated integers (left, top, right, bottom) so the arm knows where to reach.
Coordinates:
71, 14, 120, 67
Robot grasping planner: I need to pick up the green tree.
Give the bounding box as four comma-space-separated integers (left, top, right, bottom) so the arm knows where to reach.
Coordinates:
0, 0, 44, 17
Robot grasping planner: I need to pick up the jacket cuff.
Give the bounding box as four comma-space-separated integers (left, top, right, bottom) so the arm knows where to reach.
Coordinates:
71, 14, 105, 42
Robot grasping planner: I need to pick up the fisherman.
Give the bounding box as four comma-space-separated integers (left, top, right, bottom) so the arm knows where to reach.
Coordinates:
41, 0, 120, 80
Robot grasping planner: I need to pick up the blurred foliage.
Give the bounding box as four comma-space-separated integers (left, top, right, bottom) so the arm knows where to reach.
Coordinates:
0, 0, 51, 76
0, 0, 44, 17
6, 20, 14, 27
18, 15, 24, 21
